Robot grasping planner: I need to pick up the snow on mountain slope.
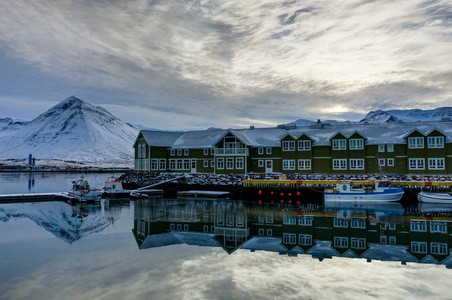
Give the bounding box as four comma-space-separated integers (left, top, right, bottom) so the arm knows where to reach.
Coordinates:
0, 202, 115, 244
0, 117, 29, 137
360, 107, 452, 123
0, 96, 138, 163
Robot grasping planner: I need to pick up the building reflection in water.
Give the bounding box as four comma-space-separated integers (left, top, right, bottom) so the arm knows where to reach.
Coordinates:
133, 198, 452, 268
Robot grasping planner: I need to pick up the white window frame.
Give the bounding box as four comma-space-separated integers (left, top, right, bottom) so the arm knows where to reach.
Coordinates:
380, 236, 387, 244
408, 137, 424, 149
258, 228, 264, 236
282, 141, 295, 151
334, 218, 348, 228
177, 149, 182, 156
283, 159, 296, 170
184, 224, 189, 231
389, 236, 396, 245
266, 147, 272, 154
411, 220, 427, 232
334, 237, 348, 248
258, 147, 264, 155
226, 158, 234, 169
387, 158, 394, 166
169, 159, 176, 170
211, 148, 215, 155
217, 158, 224, 169
211, 160, 215, 167
184, 149, 189, 156
378, 158, 385, 166
170, 149, 175, 156
159, 159, 166, 170
378, 145, 385, 152
203, 225, 209, 233
431, 242, 448, 255
298, 140, 311, 151
283, 233, 297, 245
387, 144, 394, 152
183, 159, 190, 170
351, 218, 366, 229
428, 158, 445, 170
333, 159, 347, 170
427, 136, 444, 148
267, 229, 272, 236
258, 160, 264, 167
411, 241, 427, 253
203, 160, 209, 168
349, 139, 364, 150
430, 221, 447, 233
332, 139, 346, 150
349, 159, 364, 170
351, 238, 366, 249
283, 216, 297, 225
236, 157, 244, 169
151, 159, 158, 171
298, 216, 313, 226
298, 159, 311, 170
299, 234, 312, 246
204, 149, 209, 155
409, 158, 425, 170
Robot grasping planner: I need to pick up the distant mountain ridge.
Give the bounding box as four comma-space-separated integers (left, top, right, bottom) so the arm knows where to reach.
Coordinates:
0, 96, 138, 164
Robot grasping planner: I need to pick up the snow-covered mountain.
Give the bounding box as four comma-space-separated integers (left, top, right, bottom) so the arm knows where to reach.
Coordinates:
0, 202, 115, 244
0, 117, 29, 136
0, 96, 139, 164
360, 107, 452, 123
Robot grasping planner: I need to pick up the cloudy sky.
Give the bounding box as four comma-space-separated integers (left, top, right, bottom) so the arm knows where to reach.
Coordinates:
0, 0, 451, 130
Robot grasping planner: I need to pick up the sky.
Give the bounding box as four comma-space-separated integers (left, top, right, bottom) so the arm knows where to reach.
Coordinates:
0, 0, 451, 130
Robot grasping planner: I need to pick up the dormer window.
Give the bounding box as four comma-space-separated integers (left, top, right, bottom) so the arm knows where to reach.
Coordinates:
408, 137, 424, 149
282, 141, 295, 151
298, 140, 311, 151
349, 139, 364, 150
427, 136, 444, 148
332, 139, 346, 150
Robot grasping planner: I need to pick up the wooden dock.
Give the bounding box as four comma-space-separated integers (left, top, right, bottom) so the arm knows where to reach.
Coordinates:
0, 192, 72, 203
177, 190, 230, 198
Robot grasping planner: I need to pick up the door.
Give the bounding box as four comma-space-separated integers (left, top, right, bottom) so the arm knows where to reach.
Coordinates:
191, 159, 197, 173
265, 160, 273, 173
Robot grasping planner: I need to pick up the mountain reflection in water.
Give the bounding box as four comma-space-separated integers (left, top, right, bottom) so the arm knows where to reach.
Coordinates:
133, 199, 452, 267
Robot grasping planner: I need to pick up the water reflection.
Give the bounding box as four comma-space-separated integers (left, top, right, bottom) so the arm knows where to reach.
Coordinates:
133, 199, 452, 268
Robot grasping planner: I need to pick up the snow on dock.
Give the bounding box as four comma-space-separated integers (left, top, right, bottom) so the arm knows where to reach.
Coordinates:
0, 192, 73, 203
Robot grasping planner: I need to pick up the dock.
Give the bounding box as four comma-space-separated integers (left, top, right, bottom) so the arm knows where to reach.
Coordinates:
0, 192, 73, 203
177, 190, 230, 198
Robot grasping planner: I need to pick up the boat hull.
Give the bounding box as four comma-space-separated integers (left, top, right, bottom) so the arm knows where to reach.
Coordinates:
417, 192, 452, 204
324, 189, 404, 202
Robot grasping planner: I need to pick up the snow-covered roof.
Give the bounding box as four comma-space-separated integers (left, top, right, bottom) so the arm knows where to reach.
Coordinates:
139, 121, 452, 148
360, 244, 418, 263
139, 231, 220, 249
241, 237, 287, 252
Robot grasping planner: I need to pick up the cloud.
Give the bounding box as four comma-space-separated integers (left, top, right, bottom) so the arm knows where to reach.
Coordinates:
0, 0, 451, 129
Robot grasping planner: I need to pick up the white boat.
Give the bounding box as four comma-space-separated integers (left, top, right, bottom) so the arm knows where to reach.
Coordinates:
417, 191, 452, 204
68, 176, 102, 203
324, 180, 404, 202
102, 177, 131, 199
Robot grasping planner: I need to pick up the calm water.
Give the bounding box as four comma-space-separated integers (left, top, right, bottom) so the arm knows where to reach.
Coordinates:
1, 173, 452, 300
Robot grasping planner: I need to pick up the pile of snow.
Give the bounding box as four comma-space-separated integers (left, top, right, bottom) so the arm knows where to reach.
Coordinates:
120, 172, 245, 187
0, 96, 138, 165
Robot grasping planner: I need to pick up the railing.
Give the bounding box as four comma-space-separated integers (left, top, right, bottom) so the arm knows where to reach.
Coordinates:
214, 148, 249, 155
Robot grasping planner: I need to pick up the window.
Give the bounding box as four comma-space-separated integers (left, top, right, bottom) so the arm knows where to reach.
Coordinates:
183, 160, 190, 170
351, 238, 366, 249
204, 149, 209, 155
380, 236, 387, 244
408, 137, 424, 149
299, 234, 312, 246
298, 140, 311, 151
211, 149, 215, 155
170, 149, 175, 156
226, 158, 234, 169
334, 237, 348, 248
170, 224, 175, 230
332, 139, 346, 150
387, 144, 394, 152
236, 158, 244, 169
177, 149, 182, 156
283, 160, 295, 170
283, 233, 296, 244
334, 218, 348, 228
431, 243, 448, 255
203, 225, 209, 232
159, 159, 166, 170
349, 139, 364, 150
203, 160, 209, 167
258, 160, 264, 167
349, 159, 364, 170
378, 145, 385, 152
177, 224, 182, 230
351, 218, 366, 229
411, 220, 427, 232
266, 213, 274, 223
282, 141, 295, 151
217, 158, 224, 169
298, 159, 311, 170
151, 159, 158, 170
211, 160, 215, 167
267, 229, 272, 236
333, 159, 347, 170
428, 158, 445, 170
389, 223, 396, 230
298, 216, 313, 226
430, 221, 447, 233
259, 228, 264, 236
184, 149, 189, 156
258, 148, 264, 155
283, 216, 297, 225
169, 159, 176, 170
184, 224, 189, 231
378, 158, 385, 166
428, 136, 444, 148
266, 147, 272, 154
226, 213, 234, 226
389, 236, 396, 244
409, 158, 425, 170
217, 213, 224, 226
387, 158, 394, 166
411, 242, 427, 253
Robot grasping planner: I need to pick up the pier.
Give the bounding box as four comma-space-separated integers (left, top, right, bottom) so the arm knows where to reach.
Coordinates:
0, 192, 73, 203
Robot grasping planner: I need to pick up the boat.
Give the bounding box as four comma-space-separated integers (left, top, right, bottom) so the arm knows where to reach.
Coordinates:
324, 180, 404, 202
102, 176, 132, 199
68, 176, 102, 203
417, 191, 452, 204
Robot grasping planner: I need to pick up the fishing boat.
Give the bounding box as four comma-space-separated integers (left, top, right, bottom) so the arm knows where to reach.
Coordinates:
102, 176, 131, 199
417, 191, 452, 204
324, 180, 404, 202
68, 176, 102, 203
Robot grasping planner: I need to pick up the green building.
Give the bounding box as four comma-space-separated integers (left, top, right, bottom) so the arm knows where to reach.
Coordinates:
134, 120, 452, 175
